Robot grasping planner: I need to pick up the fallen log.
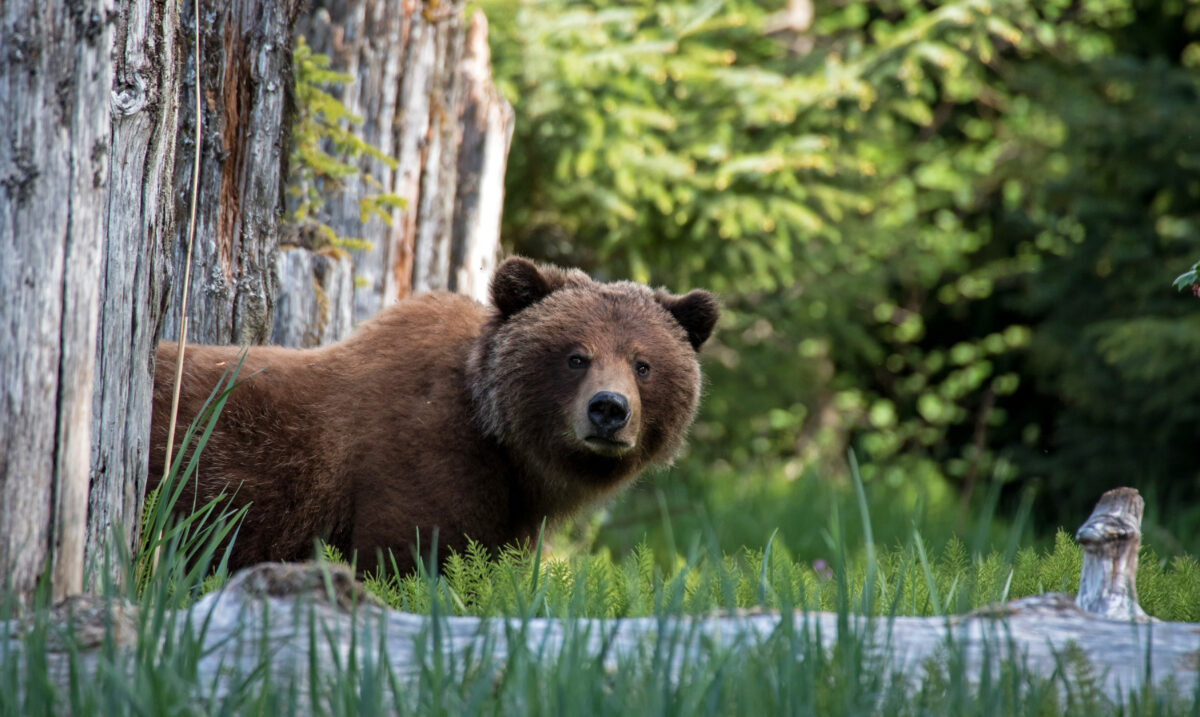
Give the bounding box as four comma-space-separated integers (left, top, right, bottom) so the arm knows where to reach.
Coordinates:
4, 488, 1196, 705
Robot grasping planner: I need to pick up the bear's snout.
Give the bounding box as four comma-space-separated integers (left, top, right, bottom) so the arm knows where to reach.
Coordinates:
587, 391, 631, 437
571, 358, 641, 455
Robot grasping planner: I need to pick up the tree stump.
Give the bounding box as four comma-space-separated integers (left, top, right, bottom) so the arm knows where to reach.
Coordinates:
271, 245, 354, 348
449, 12, 516, 304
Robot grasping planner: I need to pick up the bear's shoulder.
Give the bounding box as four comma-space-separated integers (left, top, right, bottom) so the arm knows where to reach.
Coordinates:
342, 291, 487, 347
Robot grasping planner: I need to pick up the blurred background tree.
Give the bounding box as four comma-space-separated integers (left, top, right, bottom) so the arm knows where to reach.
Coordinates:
476, 0, 1200, 558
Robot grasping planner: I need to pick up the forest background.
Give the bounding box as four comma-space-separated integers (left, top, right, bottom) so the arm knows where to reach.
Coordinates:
458, 0, 1200, 562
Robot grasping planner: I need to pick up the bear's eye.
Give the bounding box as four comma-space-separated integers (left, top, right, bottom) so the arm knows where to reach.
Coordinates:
635, 361, 651, 378
568, 354, 590, 370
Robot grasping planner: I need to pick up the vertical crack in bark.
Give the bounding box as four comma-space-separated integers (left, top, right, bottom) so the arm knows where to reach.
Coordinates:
218, 20, 243, 287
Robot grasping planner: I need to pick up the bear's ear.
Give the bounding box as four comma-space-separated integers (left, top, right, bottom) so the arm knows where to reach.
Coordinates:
491, 257, 562, 318
656, 289, 720, 351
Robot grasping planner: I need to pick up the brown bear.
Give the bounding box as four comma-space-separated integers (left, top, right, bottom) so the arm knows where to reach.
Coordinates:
148, 257, 718, 574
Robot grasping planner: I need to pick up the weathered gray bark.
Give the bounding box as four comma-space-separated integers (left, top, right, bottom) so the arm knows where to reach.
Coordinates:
0, 0, 114, 605
271, 244, 353, 348
449, 12, 514, 303
293, 1, 407, 324
409, 6, 467, 297
160, 0, 301, 346
294, 1, 513, 328
86, 0, 181, 590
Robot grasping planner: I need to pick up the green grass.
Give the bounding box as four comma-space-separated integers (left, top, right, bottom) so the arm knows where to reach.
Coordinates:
347, 452, 1200, 623
4, 372, 1200, 713
344, 519, 1200, 624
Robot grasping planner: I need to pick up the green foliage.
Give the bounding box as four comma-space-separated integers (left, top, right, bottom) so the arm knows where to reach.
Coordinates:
484, 0, 1200, 552
320, 541, 348, 566
1175, 259, 1200, 292
286, 36, 405, 251
1136, 550, 1200, 622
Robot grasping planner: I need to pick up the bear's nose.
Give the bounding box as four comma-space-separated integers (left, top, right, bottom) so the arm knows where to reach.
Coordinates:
587, 391, 631, 436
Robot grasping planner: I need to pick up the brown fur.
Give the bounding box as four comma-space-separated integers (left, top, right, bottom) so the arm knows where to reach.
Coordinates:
148, 258, 719, 574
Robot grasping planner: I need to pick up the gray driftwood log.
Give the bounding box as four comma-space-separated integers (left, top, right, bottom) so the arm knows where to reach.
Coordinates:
5, 488, 1195, 703
0, 0, 114, 607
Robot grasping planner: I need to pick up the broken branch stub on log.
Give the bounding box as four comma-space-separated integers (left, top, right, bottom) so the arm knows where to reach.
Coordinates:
4, 487, 1190, 703
1074, 487, 1147, 620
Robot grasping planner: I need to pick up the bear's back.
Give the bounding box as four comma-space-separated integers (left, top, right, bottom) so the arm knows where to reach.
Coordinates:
150, 292, 505, 572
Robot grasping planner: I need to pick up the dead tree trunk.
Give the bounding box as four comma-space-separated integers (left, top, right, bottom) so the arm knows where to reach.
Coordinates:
0, 0, 113, 606
86, 0, 181, 590
291, 1, 406, 325
159, 0, 301, 346
449, 12, 515, 302
289, 1, 513, 336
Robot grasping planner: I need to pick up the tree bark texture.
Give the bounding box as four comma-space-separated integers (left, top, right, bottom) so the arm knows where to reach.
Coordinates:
0, 0, 114, 605
86, 0, 181, 590
159, 0, 301, 347
295, 1, 513, 327
449, 11, 515, 303
271, 245, 353, 348
2, 0, 509, 607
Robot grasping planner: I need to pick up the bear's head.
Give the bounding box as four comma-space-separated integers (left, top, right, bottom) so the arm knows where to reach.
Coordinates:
470, 257, 719, 506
